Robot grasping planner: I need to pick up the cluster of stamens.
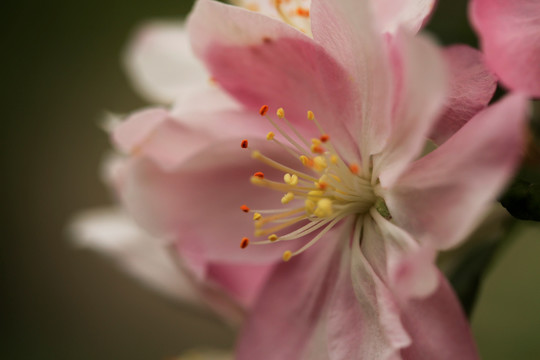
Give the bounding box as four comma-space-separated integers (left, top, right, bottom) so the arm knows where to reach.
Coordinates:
236, 0, 312, 35
240, 105, 377, 262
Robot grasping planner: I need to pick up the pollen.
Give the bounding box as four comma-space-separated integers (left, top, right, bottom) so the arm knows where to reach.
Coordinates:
253, 212, 262, 221
266, 131, 275, 140
276, 107, 285, 119
282, 250, 292, 262
240, 204, 250, 213
240, 237, 250, 249
281, 192, 295, 204
349, 163, 359, 174
284, 173, 298, 185
320, 134, 330, 143
241, 139, 249, 148
268, 234, 279, 242
307, 110, 315, 120
259, 105, 269, 116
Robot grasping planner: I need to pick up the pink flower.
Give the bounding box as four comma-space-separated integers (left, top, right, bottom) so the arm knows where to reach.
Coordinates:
470, 0, 540, 97
179, 0, 528, 358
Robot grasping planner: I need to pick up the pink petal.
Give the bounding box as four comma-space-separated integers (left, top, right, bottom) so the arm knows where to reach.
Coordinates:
400, 273, 479, 359
123, 21, 208, 103
431, 45, 497, 144
470, 0, 540, 97
236, 232, 343, 360
188, 0, 362, 162
311, 0, 393, 160
385, 93, 528, 250
372, 0, 437, 34
119, 138, 307, 264
112, 108, 169, 155
327, 217, 410, 360
375, 31, 448, 186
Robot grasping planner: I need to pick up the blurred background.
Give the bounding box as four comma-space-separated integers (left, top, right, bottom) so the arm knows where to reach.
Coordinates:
2, 0, 539, 359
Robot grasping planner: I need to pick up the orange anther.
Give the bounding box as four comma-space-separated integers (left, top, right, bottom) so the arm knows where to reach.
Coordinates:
349, 164, 359, 174
317, 182, 328, 190
240, 204, 250, 213
259, 105, 269, 116
320, 134, 330, 143
241, 139, 248, 148
312, 145, 324, 154
254, 172, 265, 179
240, 237, 250, 249
296, 7, 310, 17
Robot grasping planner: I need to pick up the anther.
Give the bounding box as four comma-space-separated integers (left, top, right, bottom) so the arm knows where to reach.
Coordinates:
240, 204, 250, 213
259, 105, 269, 116
240, 237, 250, 249
276, 108, 285, 119
254, 172, 265, 179
266, 132, 275, 140
268, 234, 278, 242
253, 212, 262, 221
349, 164, 359, 174
307, 110, 315, 120
284, 173, 298, 185
320, 134, 330, 143
281, 192, 295, 204
241, 139, 249, 148
282, 250, 292, 262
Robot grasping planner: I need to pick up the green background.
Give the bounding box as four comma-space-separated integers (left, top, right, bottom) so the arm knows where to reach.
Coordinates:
2, 0, 539, 358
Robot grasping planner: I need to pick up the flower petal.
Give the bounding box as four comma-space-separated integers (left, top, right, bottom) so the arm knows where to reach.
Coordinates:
123, 21, 208, 103
430, 45, 497, 145
188, 0, 362, 162
311, 0, 393, 160
375, 31, 448, 185
400, 273, 479, 359
385, 93, 528, 250
470, 0, 540, 97
236, 231, 343, 360
70, 207, 200, 303
372, 0, 437, 34
119, 138, 306, 264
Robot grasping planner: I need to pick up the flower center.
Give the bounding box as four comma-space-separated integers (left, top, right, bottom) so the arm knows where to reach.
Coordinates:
240, 106, 377, 261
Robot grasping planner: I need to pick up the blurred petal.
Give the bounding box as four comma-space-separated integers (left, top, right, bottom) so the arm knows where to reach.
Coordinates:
385, 94, 528, 250
400, 274, 479, 360
70, 207, 200, 303
372, 0, 437, 34
470, 0, 540, 97
123, 21, 208, 103
431, 45, 497, 144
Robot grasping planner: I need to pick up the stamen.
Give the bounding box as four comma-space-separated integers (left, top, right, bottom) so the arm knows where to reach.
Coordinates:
266, 132, 275, 140
282, 250, 292, 262
253, 171, 265, 179
240, 204, 250, 213
259, 105, 269, 116
253, 212, 262, 221
276, 107, 285, 119
241, 139, 248, 148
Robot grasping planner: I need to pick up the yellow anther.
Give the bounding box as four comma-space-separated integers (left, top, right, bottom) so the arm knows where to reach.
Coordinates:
307, 110, 315, 120
314, 198, 333, 218
330, 155, 338, 164
284, 173, 298, 185
282, 250, 292, 262
281, 192, 295, 204
253, 212, 262, 221
305, 199, 316, 214
276, 108, 285, 119
251, 176, 264, 185
300, 155, 311, 167
313, 156, 327, 171
268, 234, 279, 242
308, 190, 324, 198
311, 138, 321, 146
266, 131, 275, 140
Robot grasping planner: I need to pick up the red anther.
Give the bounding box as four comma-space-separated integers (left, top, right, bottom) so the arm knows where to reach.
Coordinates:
240, 237, 250, 249
254, 172, 265, 179
349, 164, 359, 174
296, 7, 310, 17
320, 134, 330, 143
240, 204, 250, 213
312, 145, 324, 154
317, 182, 328, 190
259, 105, 269, 116
241, 139, 249, 148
